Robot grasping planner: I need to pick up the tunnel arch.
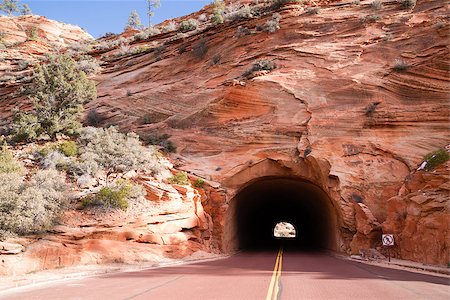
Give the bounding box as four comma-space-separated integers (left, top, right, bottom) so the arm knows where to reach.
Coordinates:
226, 176, 339, 252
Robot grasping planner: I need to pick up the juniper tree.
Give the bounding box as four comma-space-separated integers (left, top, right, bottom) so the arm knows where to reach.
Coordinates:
11, 54, 96, 142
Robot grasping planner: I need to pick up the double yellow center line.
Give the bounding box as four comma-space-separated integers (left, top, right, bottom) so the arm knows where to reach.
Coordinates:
266, 247, 283, 300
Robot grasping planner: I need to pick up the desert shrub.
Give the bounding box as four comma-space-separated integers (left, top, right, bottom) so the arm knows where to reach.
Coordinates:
134, 26, 161, 40
212, 11, 224, 24
212, 0, 225, 24
305, 7, 320, 15
74, 126, 163, 181
40, 150, 70, 170
179, 19, 198, 32
59, 140, 78, 157
141, 114, 153, 124
198, 14, 208, 22
10, 112, 40, 142
86, 109, 104, 127
371, 0, 383, 10
168, 171, 189, 185
212, 54, 221, 65
0, 169, 68, 239
82, 180, 145, 210
9, 54, 96, 142
68, 41, 92, 54
193, 38, 208, 59
264, 13, 282, 33
17, 59, 30, 71
25, 27, 39, 41
100, 32, 116, 39
193, 178, 204, 188
243, 59, 276, 77
225, 4, 254, 22
0, 75, 15, 82
77, 56, 100, 75
166, 32, 186, 43
367, 14, 380, 22
163, 21, 177, 33
141, 133, 176, 153
0, 142, 22, 174
352, 0, 361, 4
398, 0, 416, 8
423, 149, 450, 171
393, 59, 409, 71
235, 26, 251, 38
178, 44, 187, 54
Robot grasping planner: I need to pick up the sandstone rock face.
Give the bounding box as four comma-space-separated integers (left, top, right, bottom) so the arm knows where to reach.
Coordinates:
0, 0, 449, 268
0, 179, 214, 276
85, 0, 447, 264
382, 163, 449, 265
0, 15, 93, 126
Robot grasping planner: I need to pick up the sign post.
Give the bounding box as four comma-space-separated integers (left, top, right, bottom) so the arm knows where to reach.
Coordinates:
382, 234, 394, 262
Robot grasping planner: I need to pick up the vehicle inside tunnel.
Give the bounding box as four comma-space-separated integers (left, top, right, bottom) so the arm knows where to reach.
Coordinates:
232, 177, 337, 251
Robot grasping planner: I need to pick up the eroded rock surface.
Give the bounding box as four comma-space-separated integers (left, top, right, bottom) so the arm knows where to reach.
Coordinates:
0, 0, 449, 268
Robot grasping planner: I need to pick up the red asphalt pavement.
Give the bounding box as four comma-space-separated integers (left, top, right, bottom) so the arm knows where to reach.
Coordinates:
1, 251, 449, 300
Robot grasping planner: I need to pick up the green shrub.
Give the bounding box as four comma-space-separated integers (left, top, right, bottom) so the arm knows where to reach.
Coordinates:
0, 142, 22, 174
25, 27, 39, 41
9, 54, 96, 142
59, 140, 78, 157
193, 178, 204, 188
141, 133, 176, 153
0, 169, 68, 239
82, 180, 144, 210
168, 171, 189, 185
179, 19, 198, 32
243, 60, 276, 77
212, 0, 225, 24
423, 149, 450, 171
399, 0, 416, 8
212, 11, 224, 24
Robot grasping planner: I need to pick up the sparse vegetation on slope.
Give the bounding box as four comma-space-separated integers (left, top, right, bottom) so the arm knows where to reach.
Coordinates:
9, 54, 96, 142
423, 149, 450, 171
0, 168, 68, 239
82, 179, 145, 210
73, 126, 163, 182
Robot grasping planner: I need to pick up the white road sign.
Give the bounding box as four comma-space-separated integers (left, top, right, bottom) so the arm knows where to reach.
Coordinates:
382, 234, 394, 246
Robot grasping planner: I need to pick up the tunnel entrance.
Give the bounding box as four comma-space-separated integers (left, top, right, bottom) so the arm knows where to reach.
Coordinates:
232, 177, 337, 251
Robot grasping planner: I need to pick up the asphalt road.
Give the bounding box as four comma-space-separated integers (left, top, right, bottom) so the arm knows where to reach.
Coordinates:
2, 250, 449, 300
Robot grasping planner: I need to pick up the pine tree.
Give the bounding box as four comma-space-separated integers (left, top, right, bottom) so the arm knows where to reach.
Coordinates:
125, 10, 143, 30
20, 3, 31, 15
146, 0, 160, 26
0, 0, 19, 16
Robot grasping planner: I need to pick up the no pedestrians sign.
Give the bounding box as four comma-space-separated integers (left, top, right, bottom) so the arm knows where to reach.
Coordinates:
382, 234, 394, 246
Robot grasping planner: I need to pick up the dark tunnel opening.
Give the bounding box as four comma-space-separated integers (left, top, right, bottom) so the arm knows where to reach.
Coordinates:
234, 177, 337, 251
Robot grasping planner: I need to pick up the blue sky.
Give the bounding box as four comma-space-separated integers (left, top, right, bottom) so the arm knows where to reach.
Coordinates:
16, 0, 210, 38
